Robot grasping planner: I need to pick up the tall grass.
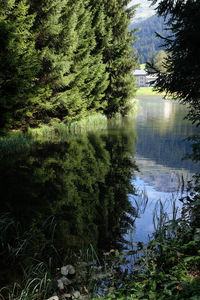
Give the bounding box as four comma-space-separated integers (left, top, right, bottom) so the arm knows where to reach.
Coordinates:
0, 133, 32, 159
0, 262, 51, 300
0, 108, 138, 157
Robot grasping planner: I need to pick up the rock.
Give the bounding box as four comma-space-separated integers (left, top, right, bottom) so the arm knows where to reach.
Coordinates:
47, 296, 59, 300
63, 294, 71, 298
57, 276, 72, 290
61, 265, 75, 276
72, 291, 81, 299
57, 279, 64, 290
60, 276, 72, 285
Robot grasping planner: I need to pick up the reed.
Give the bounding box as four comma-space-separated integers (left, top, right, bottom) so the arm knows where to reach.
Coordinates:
0, 133, 32, 159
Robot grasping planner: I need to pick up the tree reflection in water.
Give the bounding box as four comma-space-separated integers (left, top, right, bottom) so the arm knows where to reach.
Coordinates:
0, 123, 139, 286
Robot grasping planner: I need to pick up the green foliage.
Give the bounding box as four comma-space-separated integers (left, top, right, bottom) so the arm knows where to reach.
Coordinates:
146, 50, 168, 73
102, 0, 138, 117
0, 0, 40, 131
149, 0, 200, 125
153, 50, 167, 72
0, 0, 138, 133
94, 180, 200, 299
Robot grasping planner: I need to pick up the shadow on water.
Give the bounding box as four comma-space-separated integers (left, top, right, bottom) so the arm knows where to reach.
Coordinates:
0, 119, 141, 287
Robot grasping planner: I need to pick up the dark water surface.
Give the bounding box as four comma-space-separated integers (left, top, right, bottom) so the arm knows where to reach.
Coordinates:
0, 96, 199, 285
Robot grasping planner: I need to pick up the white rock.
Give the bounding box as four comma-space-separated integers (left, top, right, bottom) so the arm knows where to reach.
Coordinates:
57, 279, 64, 290
63, 294, 71, 298
72, 291, 81, 299
61, 265, 75, 275
47, 296, 59, 300
60, 276, 72, 285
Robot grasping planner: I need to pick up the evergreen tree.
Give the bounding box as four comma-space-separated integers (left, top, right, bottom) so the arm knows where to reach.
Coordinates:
87, 0, 110, 113
30, 0, 109, 123
102, 0, 138, 117
150, 0, 200, 125
153, 50, 167, 72
63, 0, 99, 120
29, 0, 77, 123
0, 0, 40, 131
0, 0, 139, 132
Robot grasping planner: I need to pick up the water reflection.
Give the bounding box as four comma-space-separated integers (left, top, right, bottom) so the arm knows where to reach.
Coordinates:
0, 123, 138, 285
0, 96, 199, 287
136, 96, 199, 173
130, 96, 200, 243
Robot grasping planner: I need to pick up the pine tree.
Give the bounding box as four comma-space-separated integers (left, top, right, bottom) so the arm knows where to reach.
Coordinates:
60, 0, 97, 121
87, 0, 110, 113
0, 0, 40, 131
0, 0, 139, 132
60, 0, 109, 120
101, 0, 138, 117
29, 0, 74, 123
30, 0, 108, 123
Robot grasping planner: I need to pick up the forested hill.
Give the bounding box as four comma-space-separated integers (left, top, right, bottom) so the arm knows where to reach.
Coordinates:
131, 14, 169, 63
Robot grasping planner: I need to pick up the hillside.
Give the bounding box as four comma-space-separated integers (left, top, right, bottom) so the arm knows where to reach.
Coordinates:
130, 0, 156, 23
131, 14, 169, 63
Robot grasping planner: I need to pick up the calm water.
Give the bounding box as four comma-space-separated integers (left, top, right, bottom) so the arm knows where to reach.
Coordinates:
127, 96, 199, 244
0, 96, 199, 284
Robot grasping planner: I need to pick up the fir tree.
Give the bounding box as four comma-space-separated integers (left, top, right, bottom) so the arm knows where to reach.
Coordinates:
102, 0, 138, 117
0, 0, 139, 132
0, 0, 40, 131
29, 0, 73, 123
30, 0, 108, 123
87, 0, 110, 113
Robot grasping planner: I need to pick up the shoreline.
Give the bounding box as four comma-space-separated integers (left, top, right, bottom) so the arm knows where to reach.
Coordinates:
136, 87, 165, 97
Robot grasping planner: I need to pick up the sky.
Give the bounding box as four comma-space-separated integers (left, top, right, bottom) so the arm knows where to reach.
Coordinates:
129, 0, 156, 23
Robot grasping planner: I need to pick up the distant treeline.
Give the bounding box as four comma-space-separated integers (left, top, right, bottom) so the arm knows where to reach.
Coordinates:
0, 0, 138, 133
131, 14, 169, 63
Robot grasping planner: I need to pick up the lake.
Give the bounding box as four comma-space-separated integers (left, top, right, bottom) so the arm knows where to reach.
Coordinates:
0, 95, 199, 286
127, 96, 199, 246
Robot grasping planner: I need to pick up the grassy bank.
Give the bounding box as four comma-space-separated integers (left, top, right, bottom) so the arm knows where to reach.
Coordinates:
136, 87, 165, 97
0, 113, 108, 159
0, 100, 138, 157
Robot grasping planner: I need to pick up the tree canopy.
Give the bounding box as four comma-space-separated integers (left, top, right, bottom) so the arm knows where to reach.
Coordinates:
149, 0, 200, 125
0, 0, 138, 133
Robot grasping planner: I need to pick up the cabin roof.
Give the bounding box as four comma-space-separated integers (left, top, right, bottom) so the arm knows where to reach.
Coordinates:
133, 69, 147, 76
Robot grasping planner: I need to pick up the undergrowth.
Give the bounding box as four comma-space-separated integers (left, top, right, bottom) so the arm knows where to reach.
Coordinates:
94, 176, 200, 300
1, 177, 200, 300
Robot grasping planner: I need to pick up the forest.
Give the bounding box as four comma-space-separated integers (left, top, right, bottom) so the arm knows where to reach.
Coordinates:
0, 0, 138, 133
130, 14, 169, 63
